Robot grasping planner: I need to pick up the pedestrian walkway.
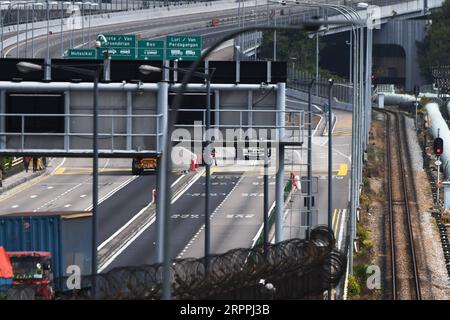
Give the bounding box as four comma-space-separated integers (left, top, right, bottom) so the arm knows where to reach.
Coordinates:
0, 158, 57, 195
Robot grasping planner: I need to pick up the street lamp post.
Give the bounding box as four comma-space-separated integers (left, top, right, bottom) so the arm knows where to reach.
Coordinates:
138, 63, 215, 272
159, 21, 348, 299
16, 60, 103, 296
327, 79, 333, 232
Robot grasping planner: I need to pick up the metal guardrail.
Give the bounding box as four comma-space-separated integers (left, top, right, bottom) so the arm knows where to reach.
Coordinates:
0, 112, 162, 155
287, 69, 353, 104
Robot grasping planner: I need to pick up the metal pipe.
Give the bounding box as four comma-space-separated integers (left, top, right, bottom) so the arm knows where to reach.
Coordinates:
263, 151, 269, 255
275, 82, 285, 243
306, 78, 314, 239
0, 82, 278, 91
156, 81, 169, 263
91, 70, 99, 297
328, 79, 333, 230
204, 73, 211, 272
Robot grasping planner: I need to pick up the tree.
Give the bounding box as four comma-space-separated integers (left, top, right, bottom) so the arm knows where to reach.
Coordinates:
417, 0, 450, 81
258, 28, 316, 73
258, 27, 346, 80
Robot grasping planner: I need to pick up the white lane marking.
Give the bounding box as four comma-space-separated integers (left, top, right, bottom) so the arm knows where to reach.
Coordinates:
34, 180, 86, 211
97, 212, 157, 273
84, 175, 139, 211
80, 194, 87, 198
30, 195, 38, 199
177, 175, 244, 259
98, 172, 202, 271
11, 205, 19, 209
171, 174, 185, 188
64, 204, 72, 208
51, 157, 66, 175
96, 173, 188, 250
47, 186, 54, 190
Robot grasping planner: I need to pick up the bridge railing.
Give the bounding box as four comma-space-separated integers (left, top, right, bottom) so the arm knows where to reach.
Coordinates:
287, 68, 353, 104
0, 112, 162, 156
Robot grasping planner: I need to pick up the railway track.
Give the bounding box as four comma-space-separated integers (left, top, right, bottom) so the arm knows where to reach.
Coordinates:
383, 109, 422, 300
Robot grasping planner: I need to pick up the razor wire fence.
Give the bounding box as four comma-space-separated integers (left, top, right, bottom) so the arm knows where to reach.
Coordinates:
1, 226, 347, 300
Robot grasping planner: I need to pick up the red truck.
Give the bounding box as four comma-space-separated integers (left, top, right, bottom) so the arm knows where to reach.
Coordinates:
0, 248, 55, 300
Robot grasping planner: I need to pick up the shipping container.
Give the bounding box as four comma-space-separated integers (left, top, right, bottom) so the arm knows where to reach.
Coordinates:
0, 212, 92, 283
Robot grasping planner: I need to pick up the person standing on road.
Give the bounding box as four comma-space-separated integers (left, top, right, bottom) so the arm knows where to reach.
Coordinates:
211, 148, 217, 166
23, 156, 31, 173
32, 157, 38, 172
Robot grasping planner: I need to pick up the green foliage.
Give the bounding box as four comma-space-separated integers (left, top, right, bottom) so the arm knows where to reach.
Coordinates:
347, 275, 361, 299
360, 194, 371, 211
356, 224, 373, 254
417, 0, 450, 81
257, 26, 344, 80
354, 264, 369, 284
0, 157, 13, 173
356, 224, 369, 242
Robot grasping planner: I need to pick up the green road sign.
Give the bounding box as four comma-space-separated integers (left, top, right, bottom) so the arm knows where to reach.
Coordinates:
166, 35, 201, 50
100, 34, 136, 48
67, 49, 97, 59
137, 48, 164, 60
138, 40, 164, 49
137, 40, 165, 60
166, 48, 202, 61
166, 35, 202, 60
97, 47, 136, 60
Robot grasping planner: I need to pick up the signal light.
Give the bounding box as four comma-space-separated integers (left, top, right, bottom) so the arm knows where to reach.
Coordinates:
434, 137, 444, 155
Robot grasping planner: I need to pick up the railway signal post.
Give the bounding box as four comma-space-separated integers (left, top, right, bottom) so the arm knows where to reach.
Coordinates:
434, 134, 444, 205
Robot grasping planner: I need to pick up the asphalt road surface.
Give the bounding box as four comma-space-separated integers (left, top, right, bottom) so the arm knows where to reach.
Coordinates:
103, 172, 241, 271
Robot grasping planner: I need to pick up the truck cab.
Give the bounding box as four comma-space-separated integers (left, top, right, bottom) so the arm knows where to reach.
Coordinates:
132, 157, 157, 175
7, 251, 55, 300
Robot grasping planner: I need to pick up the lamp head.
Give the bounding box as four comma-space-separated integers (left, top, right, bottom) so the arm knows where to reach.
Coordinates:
357, 2, 369, 8
139, 65, 162, 75
17, 62, 43, 73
